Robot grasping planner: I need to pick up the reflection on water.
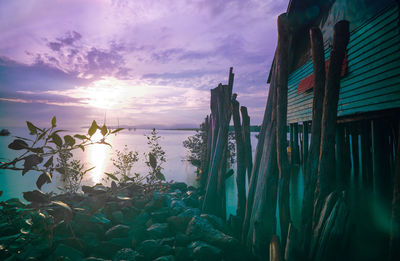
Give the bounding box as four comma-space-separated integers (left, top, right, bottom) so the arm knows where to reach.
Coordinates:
86, 131, 114, 183
87, 144, 112, 183
0, 128, 199, 200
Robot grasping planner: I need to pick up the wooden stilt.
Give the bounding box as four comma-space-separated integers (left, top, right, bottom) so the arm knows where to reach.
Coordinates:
335, 124, 345, 190
231, 95, 246, 224
351, 126, 360, 187
314, 19, 350, 227
299, 26, 326, 258
289, 124, 294, 164
302, 122, 309, 173
360, 121, 372, 190
389, 120, 400, 261
240, 106, 253, 182
293, 123, 300, 165
275, 12, 291, 250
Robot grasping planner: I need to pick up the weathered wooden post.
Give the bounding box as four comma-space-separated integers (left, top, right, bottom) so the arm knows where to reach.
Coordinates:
360, 120, 372, 189
202, 68, 234, 218
302, 122, 309, 173
313, 20, 350, 220
231, 94, 246, 224
292, 123, 300, 165
389, 121, 400, 261
275, 12, 291, 250
241, 106, 253, 182
335, 124, 345, 190
299, 26, 326, 256
242, 58, 277, 248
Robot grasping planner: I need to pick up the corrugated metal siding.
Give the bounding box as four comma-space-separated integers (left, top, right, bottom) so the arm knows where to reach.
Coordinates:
287, 4, 400, 123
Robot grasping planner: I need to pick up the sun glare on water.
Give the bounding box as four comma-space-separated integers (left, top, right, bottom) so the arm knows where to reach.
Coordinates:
86, 130, 114, 183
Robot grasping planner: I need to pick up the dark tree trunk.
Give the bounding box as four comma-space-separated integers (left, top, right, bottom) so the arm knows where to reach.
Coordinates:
303, 122, 309, 174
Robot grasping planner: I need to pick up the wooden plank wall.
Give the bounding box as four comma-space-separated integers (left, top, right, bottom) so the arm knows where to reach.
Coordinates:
287, 4, 400, 123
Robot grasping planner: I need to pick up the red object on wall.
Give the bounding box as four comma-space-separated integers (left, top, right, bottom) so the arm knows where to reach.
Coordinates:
297, 53, 348, 94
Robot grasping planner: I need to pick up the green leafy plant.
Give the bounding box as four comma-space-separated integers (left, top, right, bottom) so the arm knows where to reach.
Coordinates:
0, 116, 123, 190
183, 122, 236, 169
105, 145, 141, 184
144, 128, 166, 185
56, 149, 93, 194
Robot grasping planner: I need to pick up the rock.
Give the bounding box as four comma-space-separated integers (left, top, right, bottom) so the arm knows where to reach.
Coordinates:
174, 247, 192, 261
170, 182, 187, 192
137, 240, 173, 260
83, 258, 110, 261
147, 223, 170, 239
52, 243, 84, 260
178, 208, 201, 218
188, 241, 222, 261
151, 208, 171, 223
154, 255, 175, 261
200, 214, 229, 234
111, 211, 124, 224
133, 199, 148, 209
90, 241, 122, 259
175, 232, 191, 247
167, 216, 191, 232
186, 216, 238, 250
160, 237, 175, 246
81, 232, 99, 247
169, 200, 186, 214
113, 248, 141, 261
105, 224, 130, 239
109, 237, 133, 248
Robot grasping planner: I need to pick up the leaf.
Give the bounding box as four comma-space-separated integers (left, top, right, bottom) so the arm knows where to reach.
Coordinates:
51, 116, 56, 128
50, 200, 73, 222
23, 190, 49, 203
74, 134, 87, 140
44, 156, 54, 168
105, 172, 118, 181
78, 145, 85, 152
23, 154, 43, 175
28, 147, 44, 154
111, 128, 124, 134
14, 136, 33, 142
63, 135, 75, 147
156, 172, 165, 181
56, 167, 67, 175
149, 153, 157, 169
51, 201, 72, 213
83, 166, 95, 174
100, 140, 112, 147
36, 172, 52, 190
8, 139, 29, 150
51, 133, 63, 147
88, 120, 98, 136
101, 124, 107, 136
26, 121, 38, 135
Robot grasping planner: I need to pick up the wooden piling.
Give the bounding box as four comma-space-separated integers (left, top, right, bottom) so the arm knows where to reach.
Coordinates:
299, 26, 326, 257
302, 122, 309, 173
314, 20, 350, 221
335, 124, 345, 190
360, 121, 372, 190
351, 127, 360, 186
293, 123, 300, 165
241, 106, 253, 182
389, 121, 400, 261
231, 95, 246, 223
275, 12, 291, 250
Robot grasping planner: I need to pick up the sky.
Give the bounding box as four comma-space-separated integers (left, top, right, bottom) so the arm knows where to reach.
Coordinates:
0, 0, 288, 129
